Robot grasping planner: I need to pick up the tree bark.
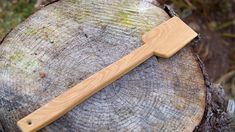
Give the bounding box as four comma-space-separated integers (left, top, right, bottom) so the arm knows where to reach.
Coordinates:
0, 0, 206, 131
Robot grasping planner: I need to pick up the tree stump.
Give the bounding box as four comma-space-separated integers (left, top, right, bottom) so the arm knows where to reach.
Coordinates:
0, 0, 206, 131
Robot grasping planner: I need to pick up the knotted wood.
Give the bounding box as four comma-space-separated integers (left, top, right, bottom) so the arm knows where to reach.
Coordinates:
0, 0, 205, 131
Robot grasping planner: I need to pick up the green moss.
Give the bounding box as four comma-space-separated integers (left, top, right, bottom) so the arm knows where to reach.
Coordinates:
67, 0, 81, 5
24, 27, 37, 36
9, 51, 25, 62
114, 11, 132, 27
24, 59, 39, 70
75, 10, 91, 20
9, 51, 39, 71
25, 26, 56, 44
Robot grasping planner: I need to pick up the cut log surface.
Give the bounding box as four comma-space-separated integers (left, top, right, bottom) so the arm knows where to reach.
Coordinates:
0, 0, 205, 131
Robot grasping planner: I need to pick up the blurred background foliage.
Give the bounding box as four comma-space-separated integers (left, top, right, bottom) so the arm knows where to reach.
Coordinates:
0, 0, 36, 39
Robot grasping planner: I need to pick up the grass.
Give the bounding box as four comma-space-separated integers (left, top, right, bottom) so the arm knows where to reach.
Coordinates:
0, 0, 36, 40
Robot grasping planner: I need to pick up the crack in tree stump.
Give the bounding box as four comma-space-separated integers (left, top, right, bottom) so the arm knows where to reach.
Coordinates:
0, 0, 205, 131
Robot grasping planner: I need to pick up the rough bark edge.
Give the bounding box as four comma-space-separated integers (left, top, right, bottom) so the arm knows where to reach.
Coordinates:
0, 122, 4, 132
0, 28, 12, 46
44, 0, 60, 6
163, 4, 177, 17
192, 53, 232, 131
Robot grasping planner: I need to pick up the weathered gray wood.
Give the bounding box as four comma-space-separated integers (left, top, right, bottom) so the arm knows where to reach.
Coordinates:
0, 0, 205, 131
